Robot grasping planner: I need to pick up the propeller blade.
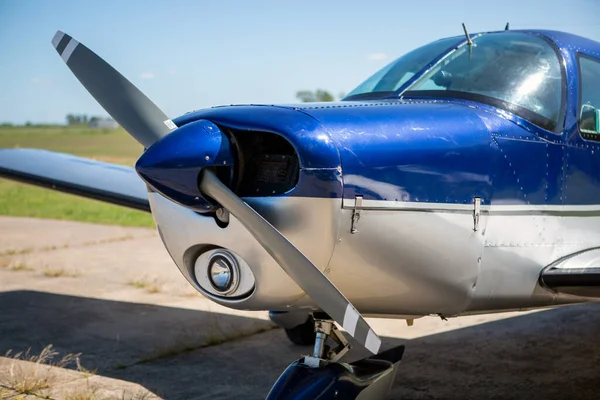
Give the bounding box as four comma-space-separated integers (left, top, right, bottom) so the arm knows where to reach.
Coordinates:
51, 31, 175, 148
200, 170, 382, 354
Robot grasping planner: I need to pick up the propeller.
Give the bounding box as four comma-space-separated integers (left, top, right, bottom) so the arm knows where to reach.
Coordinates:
52, 31, 382, 355
51, 31, 175, 148
200, 170, 381, 354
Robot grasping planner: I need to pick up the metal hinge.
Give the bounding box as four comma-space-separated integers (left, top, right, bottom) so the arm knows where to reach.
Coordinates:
473, 197, 481, 232
351, 195, 363, 234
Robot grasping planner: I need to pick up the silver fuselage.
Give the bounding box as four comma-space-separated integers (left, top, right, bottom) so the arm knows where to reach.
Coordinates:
150, 192, 593, 318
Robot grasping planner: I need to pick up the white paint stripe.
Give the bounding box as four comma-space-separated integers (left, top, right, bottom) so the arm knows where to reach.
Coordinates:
164, 119, 177, 130
61, 39, 79, 63
344, 198, 600, 213
365, 329, 381, 354
489, 204, 600, 212
343, 199, 474, 211
342, 304, 359, 336
51, 31, 65, 48
302, 356, 320, 368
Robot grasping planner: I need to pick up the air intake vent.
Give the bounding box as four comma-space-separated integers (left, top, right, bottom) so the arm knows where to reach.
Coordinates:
256, 154, 296, 182
226, 128, 299, 197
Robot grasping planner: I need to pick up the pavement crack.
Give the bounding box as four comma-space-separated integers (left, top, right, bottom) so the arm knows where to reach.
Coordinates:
116, 326, 279, 369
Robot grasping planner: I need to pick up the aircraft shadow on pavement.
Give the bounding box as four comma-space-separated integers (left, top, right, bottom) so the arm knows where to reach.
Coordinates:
1, 290, 599, 399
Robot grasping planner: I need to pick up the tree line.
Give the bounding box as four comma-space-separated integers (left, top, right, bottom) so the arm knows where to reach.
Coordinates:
65, 114, 105, 125
296, 89, 342, 103
3, 91, 339, 127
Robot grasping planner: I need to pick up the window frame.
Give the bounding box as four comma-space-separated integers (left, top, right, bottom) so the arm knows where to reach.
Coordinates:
577, 53, 600, 141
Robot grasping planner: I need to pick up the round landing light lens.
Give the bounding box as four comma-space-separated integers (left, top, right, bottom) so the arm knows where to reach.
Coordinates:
207, 252, 239, 294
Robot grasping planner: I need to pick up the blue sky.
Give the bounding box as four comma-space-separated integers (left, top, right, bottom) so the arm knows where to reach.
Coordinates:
1, 0, 599, 124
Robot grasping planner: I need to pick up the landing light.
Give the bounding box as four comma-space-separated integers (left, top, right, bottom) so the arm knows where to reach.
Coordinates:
206, 251, 239, 294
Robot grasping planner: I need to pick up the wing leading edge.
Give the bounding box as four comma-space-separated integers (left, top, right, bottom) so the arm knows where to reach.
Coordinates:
0, 148, 149, 212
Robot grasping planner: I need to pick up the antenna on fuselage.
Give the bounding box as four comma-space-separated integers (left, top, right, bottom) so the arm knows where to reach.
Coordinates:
462, 23, 473, 59
462, 23, 473, 46
505, 22, 510, 30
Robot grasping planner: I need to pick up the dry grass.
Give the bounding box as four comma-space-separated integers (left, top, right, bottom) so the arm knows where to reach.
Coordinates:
0, 248, 34, 257
101, 235, 134, 244
75, 359, 96, 380
4, 367, 52, 394
41, 244, 69, 252
1, 346, 157, 400
42, 268, 80, 278
81, 235, 135, 248
127, 278, 161, 294
61, 380, 101, 400
12, 235, 138, 257
63, 387, 99, 400
0, 388, 15, 398
1, 345, 79, 397
7, 263, 33, 272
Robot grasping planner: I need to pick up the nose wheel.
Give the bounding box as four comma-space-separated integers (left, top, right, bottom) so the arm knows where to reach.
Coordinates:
267, 314, 405, 400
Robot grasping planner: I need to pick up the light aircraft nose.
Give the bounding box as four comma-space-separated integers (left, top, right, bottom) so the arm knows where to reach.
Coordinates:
135, 119, 234, 211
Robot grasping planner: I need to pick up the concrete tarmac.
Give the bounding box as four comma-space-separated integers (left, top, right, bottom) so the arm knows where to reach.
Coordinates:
1, 217, 599, 399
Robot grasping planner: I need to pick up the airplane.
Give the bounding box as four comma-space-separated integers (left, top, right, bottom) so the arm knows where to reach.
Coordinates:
1, 26, 600, 399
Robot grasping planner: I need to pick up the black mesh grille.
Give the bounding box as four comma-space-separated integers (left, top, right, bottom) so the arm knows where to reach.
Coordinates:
226, 128, 299, 197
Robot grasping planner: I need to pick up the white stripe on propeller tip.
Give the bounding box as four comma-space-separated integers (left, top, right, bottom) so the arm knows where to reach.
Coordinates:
163, 119, 177, 130
61, 39, 79, 63
51, 31, 64, 48
343, 304, 360, 336
366, 329, 382, 355
50, 30, 174, 148
52, 31, 79, 63
343, 304, 381, 354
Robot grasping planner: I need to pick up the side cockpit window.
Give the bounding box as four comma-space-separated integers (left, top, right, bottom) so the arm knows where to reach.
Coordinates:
578, 55, 600, 141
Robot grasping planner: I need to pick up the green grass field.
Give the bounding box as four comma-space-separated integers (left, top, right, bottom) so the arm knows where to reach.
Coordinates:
0, 125, 154, 227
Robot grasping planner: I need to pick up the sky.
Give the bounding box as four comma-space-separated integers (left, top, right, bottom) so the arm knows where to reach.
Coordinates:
0, 0, 599, 125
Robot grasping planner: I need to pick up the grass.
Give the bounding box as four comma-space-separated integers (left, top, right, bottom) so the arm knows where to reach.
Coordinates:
42, 268, 80, 278
0, 125, 143, 163
0, 125, 154, 227
0, 180, 155, 227
7, 263, 33, 272
0, 345, 79, 397
0, 236, 137, 258
127, 278, 162, 294
1, 345, 156, 400
63, 385, 99, 400
0, 248, 34, 256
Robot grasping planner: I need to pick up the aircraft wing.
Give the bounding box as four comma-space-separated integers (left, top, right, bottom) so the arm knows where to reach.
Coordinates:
0, 148, 149, 211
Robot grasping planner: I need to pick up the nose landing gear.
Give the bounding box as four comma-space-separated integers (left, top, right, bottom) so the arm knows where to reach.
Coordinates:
267, 314, 405, 400
285, 316, 316, 346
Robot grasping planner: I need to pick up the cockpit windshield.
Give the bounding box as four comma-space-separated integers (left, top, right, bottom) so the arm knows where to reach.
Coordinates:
345, 32, 565, 132
344, 37, 462, 100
